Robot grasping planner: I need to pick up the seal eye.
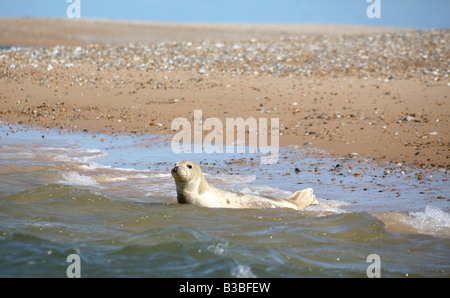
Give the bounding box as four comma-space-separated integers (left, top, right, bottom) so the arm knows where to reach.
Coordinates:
187, 164, 192, 169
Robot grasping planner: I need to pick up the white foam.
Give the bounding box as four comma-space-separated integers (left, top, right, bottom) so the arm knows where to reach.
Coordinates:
48, 147, 108, 164
128, 173, 151, 180
212, 174, 256, 184
77, 152, 109, 162
44, 147, 75, 152
208, 242, 228, 256
97, 173, 151, 183
307, 199, 350, 214
112, 167, 151, 173
60, 171, 99, 186
46, 147, 103, 156
77, 161, 111, 170
151, 173, 171, 178
96, 175, 129, 183
53, 154, 79, 163
47, 147, 111, 171
409, 206, 450, 235
231, 264, 257, 278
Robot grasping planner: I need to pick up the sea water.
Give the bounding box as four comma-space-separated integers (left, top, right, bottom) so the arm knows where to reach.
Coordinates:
0, 123, 448, 277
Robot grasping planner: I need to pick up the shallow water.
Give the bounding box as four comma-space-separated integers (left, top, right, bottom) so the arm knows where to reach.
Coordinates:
0, 123, 449, 277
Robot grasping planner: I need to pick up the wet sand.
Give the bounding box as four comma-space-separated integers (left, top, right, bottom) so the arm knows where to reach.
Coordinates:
0, 18, 449, 169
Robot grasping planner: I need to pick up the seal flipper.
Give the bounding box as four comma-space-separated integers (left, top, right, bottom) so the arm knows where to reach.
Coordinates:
286, 188, 319, 210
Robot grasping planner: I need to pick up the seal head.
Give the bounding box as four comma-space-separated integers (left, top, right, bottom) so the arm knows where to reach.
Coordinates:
171, 161, 209, 204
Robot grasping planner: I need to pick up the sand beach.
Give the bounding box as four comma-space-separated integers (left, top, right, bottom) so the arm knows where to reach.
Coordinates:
0, 17, 448, 168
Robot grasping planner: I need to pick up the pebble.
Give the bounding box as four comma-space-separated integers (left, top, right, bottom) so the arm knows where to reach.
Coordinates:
1, 30, 448, 81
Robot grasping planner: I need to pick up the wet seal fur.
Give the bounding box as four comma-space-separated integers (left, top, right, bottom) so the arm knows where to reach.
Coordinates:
171, 160, 319, 210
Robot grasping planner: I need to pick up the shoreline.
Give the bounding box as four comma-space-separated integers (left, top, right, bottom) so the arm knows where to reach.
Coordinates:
0, 18, 448, 169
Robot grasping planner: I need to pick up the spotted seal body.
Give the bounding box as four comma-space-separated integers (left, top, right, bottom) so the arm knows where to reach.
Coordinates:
171, 161, 318, 210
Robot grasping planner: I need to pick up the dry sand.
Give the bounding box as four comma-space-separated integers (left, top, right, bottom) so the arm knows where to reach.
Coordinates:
0, 18, 448, 169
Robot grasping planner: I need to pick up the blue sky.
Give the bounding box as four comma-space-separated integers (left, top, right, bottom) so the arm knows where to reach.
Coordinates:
1, 0, 449, 29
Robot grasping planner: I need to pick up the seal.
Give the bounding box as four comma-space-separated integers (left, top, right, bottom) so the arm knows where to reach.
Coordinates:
171, 160, 319, 210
